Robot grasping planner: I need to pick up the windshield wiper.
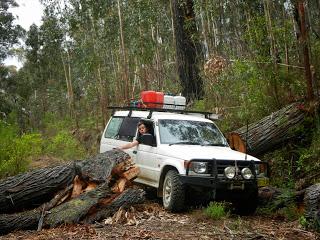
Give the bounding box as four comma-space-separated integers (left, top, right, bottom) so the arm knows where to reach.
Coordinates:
202, 143, 228, 147
169, 141, 201, 146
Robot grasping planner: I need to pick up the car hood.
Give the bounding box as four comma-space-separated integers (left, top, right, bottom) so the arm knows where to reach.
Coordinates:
158, 145, 260, 161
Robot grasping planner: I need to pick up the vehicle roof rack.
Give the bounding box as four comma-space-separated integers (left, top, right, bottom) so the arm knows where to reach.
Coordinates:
107, 106, 219, 120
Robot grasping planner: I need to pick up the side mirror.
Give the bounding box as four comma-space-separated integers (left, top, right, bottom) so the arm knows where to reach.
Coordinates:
140, 134, 156, 147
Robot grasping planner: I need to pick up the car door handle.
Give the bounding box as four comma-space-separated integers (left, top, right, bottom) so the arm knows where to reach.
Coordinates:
133, 150, 137, 154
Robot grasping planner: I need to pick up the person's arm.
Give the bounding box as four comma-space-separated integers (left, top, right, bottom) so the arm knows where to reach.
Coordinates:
118, 140, 139, 150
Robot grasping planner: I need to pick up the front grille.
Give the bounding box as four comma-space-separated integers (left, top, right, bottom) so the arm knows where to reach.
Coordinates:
188, 159, 256, 178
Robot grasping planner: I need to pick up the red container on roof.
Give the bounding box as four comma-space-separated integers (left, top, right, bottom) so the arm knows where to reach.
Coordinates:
141, 91, 157, 108
156, 92, 164, 108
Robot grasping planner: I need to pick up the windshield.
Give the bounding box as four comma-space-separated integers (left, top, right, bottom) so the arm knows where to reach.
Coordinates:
158, 119, 228, 146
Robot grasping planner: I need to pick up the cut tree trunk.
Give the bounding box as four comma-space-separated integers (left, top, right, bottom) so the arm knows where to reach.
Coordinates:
0, 150, 130, 214
0, 149, 144, 235
228, 102, 306, 156
0, 164, 76, 214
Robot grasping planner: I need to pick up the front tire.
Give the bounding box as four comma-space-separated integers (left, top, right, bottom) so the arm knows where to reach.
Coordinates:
162, 170, 185, 212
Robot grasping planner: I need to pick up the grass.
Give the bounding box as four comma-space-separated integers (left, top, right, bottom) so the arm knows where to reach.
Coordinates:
204, 201, 230, 220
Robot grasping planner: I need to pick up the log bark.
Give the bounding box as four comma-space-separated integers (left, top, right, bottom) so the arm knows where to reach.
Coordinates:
0, 186, 145, 235
83, 188, 145, 224
0, 149, 143, 235
228, 102, 306, 156
304, 183, 320, 228
43, 182, 114, 228
0, 150, 130, 214
0, 164, 75, 214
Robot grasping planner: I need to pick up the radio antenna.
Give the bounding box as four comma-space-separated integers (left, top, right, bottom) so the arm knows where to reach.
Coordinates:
245, 119, 249, 160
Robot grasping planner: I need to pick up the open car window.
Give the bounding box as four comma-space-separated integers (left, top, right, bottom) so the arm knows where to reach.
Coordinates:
137, 120, 156, 146
118, 117, 141, 141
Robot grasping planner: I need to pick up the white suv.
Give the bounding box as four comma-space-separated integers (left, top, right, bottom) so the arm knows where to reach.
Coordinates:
100, 107, 269, 213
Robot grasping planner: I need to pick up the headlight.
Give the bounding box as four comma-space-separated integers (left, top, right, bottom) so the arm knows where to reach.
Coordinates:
241, 167, 253, 179
224, 166, 236, 179
192, 162, 207, 174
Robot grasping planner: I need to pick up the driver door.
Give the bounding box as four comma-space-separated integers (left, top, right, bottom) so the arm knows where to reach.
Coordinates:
135, 121, 160, 185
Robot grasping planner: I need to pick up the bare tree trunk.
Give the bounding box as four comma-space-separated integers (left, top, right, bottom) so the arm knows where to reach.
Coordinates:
61, 52, 73, 116
263, 0, 280, 106
155, 24, 163, 90
117, 0, 129, 101
171, 0, 204, 101
296, 0, 314, 101
200, 3, 209, 59
97, 64, 108, 127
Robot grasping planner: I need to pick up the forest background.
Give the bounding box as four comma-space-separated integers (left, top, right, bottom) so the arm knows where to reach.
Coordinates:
1, 0, 320, 207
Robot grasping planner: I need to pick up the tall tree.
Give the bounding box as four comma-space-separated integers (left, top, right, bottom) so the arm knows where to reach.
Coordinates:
171, 0, 203, 101
294, 0, 314, 101
0, 0, 23, 61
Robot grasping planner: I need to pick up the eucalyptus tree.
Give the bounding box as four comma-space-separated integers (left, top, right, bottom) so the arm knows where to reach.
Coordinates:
0, 0, 24, 62
171, 0, 204, 101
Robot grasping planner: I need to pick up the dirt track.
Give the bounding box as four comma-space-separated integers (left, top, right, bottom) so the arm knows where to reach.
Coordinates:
0, 202, 318, 240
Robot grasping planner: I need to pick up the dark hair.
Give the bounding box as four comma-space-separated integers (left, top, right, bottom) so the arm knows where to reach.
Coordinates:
138, 121, 149, 131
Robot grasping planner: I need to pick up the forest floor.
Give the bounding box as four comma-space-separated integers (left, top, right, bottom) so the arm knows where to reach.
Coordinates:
1, 156, 319, 240
0, 200, 318, 240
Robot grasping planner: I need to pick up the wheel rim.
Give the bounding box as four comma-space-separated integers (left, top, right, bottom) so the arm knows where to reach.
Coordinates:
163, 176, 172, 207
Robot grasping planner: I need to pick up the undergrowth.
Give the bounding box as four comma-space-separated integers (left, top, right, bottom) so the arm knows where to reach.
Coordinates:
204, 202, 230, 220
0, 115, 89, 179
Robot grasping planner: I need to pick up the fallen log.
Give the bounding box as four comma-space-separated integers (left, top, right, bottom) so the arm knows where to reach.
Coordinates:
0, 150, 129, 214
228, 102, 306, 156
83, 188, 145, 224
0, 149, 143, 235
0, 164, 75, 214
304, 183, 320, 229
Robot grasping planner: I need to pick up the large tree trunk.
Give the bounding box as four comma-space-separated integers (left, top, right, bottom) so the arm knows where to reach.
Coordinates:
171, 0, 203, 101
228, 102, 306, 156
0, 164, 75, 214
0, 150, 144, 235
294, 0, 314, 101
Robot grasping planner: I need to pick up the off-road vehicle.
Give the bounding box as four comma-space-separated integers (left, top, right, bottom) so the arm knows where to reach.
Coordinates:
100, 107, 269, 213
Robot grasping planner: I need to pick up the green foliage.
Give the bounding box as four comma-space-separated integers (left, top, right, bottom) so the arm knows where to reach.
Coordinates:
204, 201, 230, 220
277, 203, 300, 221
43, 112, 73, 133
44, 130, 86, 160
0, 0, 24, 61
263, 147, 296, 188
299, 216, 308, 228
257, 190, 301, 221
191, 99, 206, 112
296, 127, 320, 175
41, 113, 92, 158
203, 62, 276, 132
0, 121, 42, 178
